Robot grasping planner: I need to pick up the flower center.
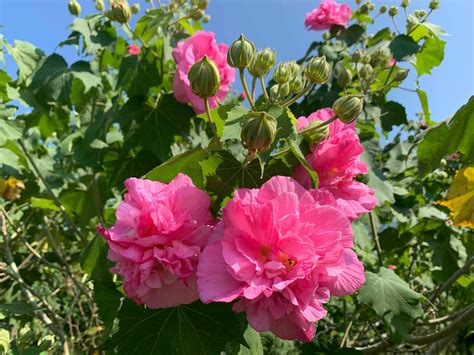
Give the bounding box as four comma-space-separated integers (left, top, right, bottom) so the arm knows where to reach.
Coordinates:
279, 253, 298, 271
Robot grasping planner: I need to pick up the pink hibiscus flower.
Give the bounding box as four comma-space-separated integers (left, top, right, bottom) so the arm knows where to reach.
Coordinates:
294, 108, 377, 220
97, 174, 214, 309
172, 31, 235, 113
128, 44, 141, 55
197, 176, 365, 342
305, 0, 352, 31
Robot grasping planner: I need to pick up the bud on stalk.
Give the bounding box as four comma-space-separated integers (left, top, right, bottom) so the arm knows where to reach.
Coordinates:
273, 62, 291, 84
300, 119, 330, 146
227, 34, 256, 69
68, 0, 82, 16
429, 0, 439, 10
131, 3, 140, 14
111, 0, 132, 23
389, 6, 399, 16
188, 56, 221, 98
305, 56, 331, 84
394, 68, 409, 81
241, 112, 278, 153
337, 68, 352, 88
95, 0, 105, 11
333, 95, 364, 124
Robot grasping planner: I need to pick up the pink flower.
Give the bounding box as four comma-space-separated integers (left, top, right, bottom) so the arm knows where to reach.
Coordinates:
294, 108, 377, 220
128, 44, 141, 55
172, 31, 235, 113
388, 265, 397, 271
305, 0, 352, 31
389, 57, 396, 66
197, 176, 365, 342
97, 174, 214, 309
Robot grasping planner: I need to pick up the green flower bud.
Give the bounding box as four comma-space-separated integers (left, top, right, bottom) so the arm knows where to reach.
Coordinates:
18, 326, 33, 345
188, 56, 221, 99
289, 76, 305, 94
371, 47, 391, 67
389, 6, 399, 16
358, 64, 373, 80
332, 94, 364, 124
0, 329, 10, 354
241, 112, 278, 153
196, 0, 209, 10
367, 2, 375, 11
379, 5, 388, 13
323, 32, 332, 41
38, 335, 56, 352
227, 34, 256, 69
337, 68, 352, 88
279, 82, 290, 98
414, 9, 427, 18
355, 0, 362, 4
273, 62, 291, 84
429, 0, 439, 10
305, 56, 331, 84
394, 68, 409, 81
68, 0, 82, 16
359, 4, 369, 14
203, 15, 210, 23
300, 119, 330, 146
95, 0, 105, 11
250, 48, 276, 77
191, 9, 205, 21
352, 50, 364, 63
131, 3, 140, 14
401, 0, 410, 8
361, 54, 371, 64
111, 1, 132, 23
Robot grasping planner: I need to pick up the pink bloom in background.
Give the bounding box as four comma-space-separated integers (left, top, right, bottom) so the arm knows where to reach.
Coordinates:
389, 57, 396, 66
294, 108, 377, 220
305, 0, 351, 31
128, 44, 141, 55
172, 31, 235, 113
197, 176, 365, 342
97, 174, 214, 309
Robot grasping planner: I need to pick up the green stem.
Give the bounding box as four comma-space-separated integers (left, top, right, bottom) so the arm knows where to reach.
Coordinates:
369, 211, 383, 267
204, 98, 219, 141
251, 76, 257, 103
259, 77, 270, 102
125, 22, 147, 49
240, 68, 257, 111
243, 149, 257, 166
283, 84, 313, 107
299, 115, 337, 135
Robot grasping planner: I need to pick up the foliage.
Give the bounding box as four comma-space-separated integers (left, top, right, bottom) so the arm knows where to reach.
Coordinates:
0, 0, 473, 354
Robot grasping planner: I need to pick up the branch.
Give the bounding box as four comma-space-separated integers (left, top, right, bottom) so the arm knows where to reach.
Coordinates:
368, 212, 383, 267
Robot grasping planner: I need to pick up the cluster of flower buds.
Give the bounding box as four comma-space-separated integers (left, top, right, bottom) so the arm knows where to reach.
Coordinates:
187, 55, 221, 99
166, 0, 211, 24
68, 0, 81, 16
241, 112, 278, 153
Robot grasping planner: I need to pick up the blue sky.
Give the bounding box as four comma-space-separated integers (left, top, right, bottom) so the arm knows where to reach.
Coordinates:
1, 0, 473, 121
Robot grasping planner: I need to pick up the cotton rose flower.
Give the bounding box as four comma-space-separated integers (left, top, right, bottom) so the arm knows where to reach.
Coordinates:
197, 176, 365, 342
389, 57, 396, 66
172, 31, 235, 113
97, 174, 214, 309
294, 108, 377, 220
128, 44, 141, 55
305, 0, 352, 31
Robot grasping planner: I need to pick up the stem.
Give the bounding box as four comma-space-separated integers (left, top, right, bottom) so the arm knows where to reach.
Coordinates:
283, 84, 312, 107
391, 17, 401, 34
204, 98, 219, 141
299, 115, 337, 136
243, 150, 257, 166
340, 319, 353, 348
251, 76, 257, 103
259, 77, 270, 102
369, 212, 383, 267
239, 68, 257, 111
125, 22, 147, 49
18, 141, 85, 245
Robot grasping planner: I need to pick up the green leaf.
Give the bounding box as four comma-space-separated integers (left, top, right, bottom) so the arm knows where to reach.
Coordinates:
389, 35, 420, 61
6, 40, 44, 84
94, 281, 122, 341
239, 326, 263, 355
287, 138, 318, 188
368, 28, 392, 47
147, 148, 208, 188
361, 145, 395, 204
67, 16, 117, 54
359, 268, 423, 321
0, 118, 22, 145
409, 18, 446, 42
341, 24, 364, 47
104, 300, 246, 355
30, 197, 60, 212
0, 147, 20, 170
415, 36, 445, 76
381, 101, 407, 131
221, 105, 249, 142
417, 96, 474, 175
117, 50, 161, 97
416, 88, 430, 122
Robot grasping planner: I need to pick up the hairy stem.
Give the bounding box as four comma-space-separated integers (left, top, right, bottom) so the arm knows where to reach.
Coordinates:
239, 68, 257, 111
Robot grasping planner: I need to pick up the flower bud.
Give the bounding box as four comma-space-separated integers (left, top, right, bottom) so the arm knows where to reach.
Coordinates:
367, 2, 375, 11
379, 5, 388, 13
323, 32, 332, 41
332, 94, 364, 124
359, 4, 369, 14
250, 48, 276, 77
401, 0, 410, 8
95, 0, 105, 11
352, 50, 364, 63
188, 56, 221, 99
358, 64, 373, 80
371, 47, 391, 67
241, 112, 278, 153
429, 0, 439, 10
414, 9, 427, 18
68, 0, 82, 16
300, 119, 330, 146
289, 75, 305, 94
18, 326, 33, 345
337, 68, 352, 88
279, 82, 290, 98
203, 15, 210, 23
227, 34, 256, 69
111, 0, 132, 23
355, 0, 362, 4
0, 329, 10, 354
191, 9, 205, 21
191, 0, 209, 10
131, 3, 140, 13
273, 62, 291, 84
394, 68, 409, 81
270, 85, 280, 102
305, 56, 331, 84
38, 335, 56, 352
361, 54, 371, 64
287, 61, 302, 80
0, 177, 25, 201
389, 6, 399, 16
